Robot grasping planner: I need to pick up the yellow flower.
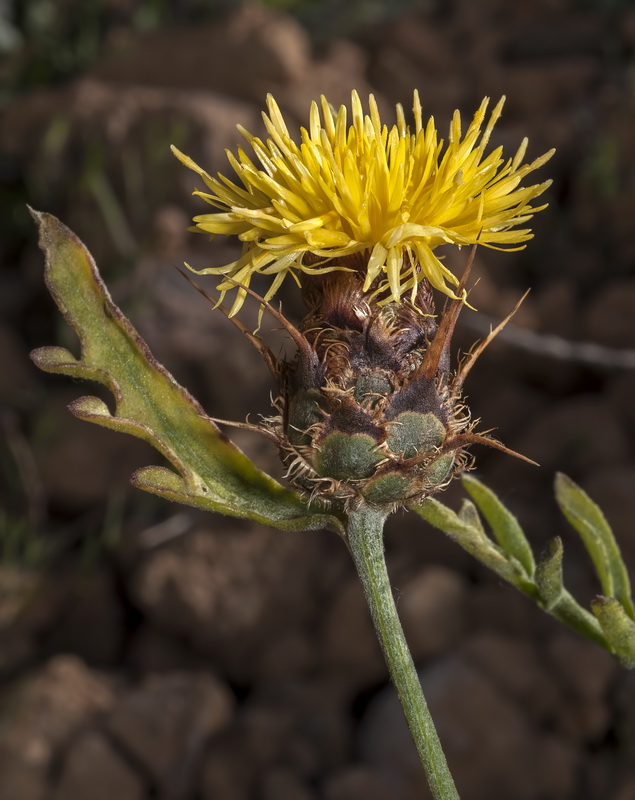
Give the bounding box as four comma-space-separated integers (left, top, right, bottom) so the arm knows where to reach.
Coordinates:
172, 91, 554, 315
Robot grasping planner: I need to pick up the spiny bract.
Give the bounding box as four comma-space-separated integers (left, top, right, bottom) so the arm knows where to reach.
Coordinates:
256, 256, 527, 510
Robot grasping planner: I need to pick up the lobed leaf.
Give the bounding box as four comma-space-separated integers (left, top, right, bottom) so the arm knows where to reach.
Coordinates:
29, 210, 343, 534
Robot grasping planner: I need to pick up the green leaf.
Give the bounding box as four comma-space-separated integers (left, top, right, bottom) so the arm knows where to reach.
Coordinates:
555, 473, 633, 617
462, 474, 536, 578
591, 596, 635, 669
457, 498, 486, 535
412, 484, 607, 652
412, 498, 519, 584
29, 210, 343, 534
535, 537, 564, 610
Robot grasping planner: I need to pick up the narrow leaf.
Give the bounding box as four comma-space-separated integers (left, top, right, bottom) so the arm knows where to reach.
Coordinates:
548, 590, 607, 649
29, 209, 342, 534
555, 473, 633, 616
591, 596, 635, 669
412, 483, 613, 654
457, 498, 485, 535
462, 474, 535, 577
535, 537, 564, 610
412, 498, 519, 584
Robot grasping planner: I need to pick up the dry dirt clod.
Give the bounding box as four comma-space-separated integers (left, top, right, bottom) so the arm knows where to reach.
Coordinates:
105, 671, 233, 792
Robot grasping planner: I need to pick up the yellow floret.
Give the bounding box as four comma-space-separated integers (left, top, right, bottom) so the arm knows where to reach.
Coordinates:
173, 91, 554, 315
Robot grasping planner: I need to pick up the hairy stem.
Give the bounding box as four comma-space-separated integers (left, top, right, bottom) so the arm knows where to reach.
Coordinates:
346, 503, 460, 800
549, 590, 608, 647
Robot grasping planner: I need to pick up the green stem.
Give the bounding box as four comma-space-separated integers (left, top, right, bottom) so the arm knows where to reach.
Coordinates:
346, 503, 460, 800
548, 590, 608, 648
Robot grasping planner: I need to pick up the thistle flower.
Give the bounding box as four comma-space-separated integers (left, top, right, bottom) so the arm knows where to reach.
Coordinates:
174, 92, 552, 509
173, 91, 554, 315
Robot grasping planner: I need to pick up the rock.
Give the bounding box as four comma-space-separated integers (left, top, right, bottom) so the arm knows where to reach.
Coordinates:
89, 5, 311, 99
241, 681, 349, 779
386, 502, 472, 574
261, 767, 316, 800
462, 633, 561, 724
0, 751, 47, 800
548, 633, 617, 701
1, 77, 259, 269
34, 391, 154, 509
318, 573, 385, 690
125, 623, 207, 675
368, 13, 465, 112
52, 731, 145, 800
612, 774, 635, 800
256, 629, 315, 680
378, 12, 457, 76
0, 567, 55, 632
106, 671, 233, 791
0, 655, 115, 772
39, 569, 125, 666
275, 39, 373, 120
359, 653, 573, 800
322, 765, 400, 800
463, 636, 582, 795
199, 731, 253, 800
0, 628, 32, 680
242, 702, 300, 771
537, 732, 581, 799
132, 522, 324, 681
467, 576, 549, 639
0, 566, 45, 675
398, 566, 467, 662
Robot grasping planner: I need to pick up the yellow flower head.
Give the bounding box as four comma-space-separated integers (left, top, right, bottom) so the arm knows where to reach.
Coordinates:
172, 91, 554, 315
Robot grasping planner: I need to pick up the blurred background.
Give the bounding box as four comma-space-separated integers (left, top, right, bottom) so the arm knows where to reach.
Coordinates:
2, 1, 635, 798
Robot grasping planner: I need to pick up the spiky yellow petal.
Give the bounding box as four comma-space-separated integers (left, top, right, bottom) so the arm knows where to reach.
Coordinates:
172, 92, 553, 314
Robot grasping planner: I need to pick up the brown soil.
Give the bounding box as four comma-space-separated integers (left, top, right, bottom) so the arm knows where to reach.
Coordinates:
2, 2, 635, 798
